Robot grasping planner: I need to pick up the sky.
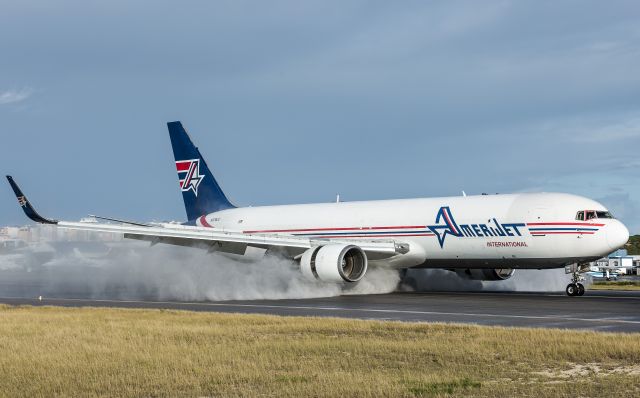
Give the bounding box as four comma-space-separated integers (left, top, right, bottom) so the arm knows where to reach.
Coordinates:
1, 1, 639, 233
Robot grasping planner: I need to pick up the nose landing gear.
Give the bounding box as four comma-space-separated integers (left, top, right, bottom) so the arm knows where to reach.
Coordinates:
566, 281, 585, 296
565, 263, 588, 296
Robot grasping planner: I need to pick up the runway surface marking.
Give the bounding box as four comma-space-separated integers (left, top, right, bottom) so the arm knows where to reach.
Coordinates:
8, 296, 640, 326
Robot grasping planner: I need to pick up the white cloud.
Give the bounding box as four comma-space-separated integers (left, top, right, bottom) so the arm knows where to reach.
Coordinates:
0, 88, 33, 105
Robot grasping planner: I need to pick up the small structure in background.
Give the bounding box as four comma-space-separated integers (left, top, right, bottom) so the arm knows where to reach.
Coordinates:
0, 222, 123, 246
589, 249, 640, 279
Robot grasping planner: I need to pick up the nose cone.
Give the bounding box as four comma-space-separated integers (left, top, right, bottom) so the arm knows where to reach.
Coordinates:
606, 220, 630, 251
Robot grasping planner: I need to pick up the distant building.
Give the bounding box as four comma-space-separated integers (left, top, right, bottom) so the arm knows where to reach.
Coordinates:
0, 239, 27, 250
590, 249, 639, 276
632, 255, 640, 274
0, 222, 123, 244
0, 227, 20, 239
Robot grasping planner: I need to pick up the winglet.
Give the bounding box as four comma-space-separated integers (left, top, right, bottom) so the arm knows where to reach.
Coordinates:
6, 176, 58, 224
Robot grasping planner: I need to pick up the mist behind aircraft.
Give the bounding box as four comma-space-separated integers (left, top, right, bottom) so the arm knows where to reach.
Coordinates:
0, 241, 570, 301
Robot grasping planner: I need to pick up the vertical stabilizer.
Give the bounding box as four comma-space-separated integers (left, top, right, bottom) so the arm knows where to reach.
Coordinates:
167, 121, 235, 221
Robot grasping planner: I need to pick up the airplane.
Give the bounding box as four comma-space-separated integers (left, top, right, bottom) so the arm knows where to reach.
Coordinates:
586, 270, 620, 281
6, 121, 630, 297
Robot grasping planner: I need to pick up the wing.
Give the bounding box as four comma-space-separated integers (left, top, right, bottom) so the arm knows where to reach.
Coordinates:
56, 221, 406, 258
6, 176, 408, 259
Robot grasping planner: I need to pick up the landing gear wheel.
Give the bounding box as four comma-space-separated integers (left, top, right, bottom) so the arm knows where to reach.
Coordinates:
566, 283, 577, 296
567, 264, 587, 297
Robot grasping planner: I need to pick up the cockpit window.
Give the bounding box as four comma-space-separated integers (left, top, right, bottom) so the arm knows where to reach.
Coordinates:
596, 211, 613, 219
576, 210, 614, 220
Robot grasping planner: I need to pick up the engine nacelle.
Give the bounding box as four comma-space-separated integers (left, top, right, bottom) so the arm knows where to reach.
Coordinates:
455, 268, 515, 281
300, 244, 368, 283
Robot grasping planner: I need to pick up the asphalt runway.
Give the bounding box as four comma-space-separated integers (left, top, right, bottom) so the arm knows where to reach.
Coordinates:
1, 290, 639, 333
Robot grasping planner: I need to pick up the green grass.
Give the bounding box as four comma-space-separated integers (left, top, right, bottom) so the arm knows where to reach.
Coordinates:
407, 378, 482, 396
0, 305, 639, 397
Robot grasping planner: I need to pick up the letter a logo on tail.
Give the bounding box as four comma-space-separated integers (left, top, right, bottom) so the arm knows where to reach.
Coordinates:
176, 159, 205, 196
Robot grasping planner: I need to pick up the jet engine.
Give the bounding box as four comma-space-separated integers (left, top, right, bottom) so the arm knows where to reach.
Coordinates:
454, 268, 515, 281
300, 244, 368, 283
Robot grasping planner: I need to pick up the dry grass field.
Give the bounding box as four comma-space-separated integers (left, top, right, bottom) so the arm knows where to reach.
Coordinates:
0, 305, 639, 397
590, 281, 640, 291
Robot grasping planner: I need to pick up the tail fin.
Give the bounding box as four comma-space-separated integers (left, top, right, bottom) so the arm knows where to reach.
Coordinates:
167, 121, 235, 221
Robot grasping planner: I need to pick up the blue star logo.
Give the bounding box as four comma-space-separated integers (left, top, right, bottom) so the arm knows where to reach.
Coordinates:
428, 206, 463, 248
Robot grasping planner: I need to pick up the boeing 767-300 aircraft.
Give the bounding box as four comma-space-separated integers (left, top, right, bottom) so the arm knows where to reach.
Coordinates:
7, 121, 629, 296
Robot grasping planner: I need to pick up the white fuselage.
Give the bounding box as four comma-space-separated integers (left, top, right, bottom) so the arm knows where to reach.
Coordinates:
195, 192, 629, 270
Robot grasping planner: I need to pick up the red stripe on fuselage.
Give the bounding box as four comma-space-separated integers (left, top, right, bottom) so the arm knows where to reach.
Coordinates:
531, 231, 595, 235
527, 222, 605, 227
243, 225, 427, 234
312, 233, 435, 238
199, 215, 212, 228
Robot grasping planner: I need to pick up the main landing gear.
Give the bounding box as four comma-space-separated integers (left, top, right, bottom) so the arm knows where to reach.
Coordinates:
565, 263, 588, 296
